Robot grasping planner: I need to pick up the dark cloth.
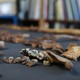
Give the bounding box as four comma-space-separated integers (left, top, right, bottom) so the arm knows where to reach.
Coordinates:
0, 29, 80, 80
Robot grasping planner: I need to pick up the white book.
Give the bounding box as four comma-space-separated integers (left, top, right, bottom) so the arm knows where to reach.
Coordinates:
43, 0, 48, 19
29, 0, 35, 19
33, 0, 40, 20
65, 0, 73, 21
56, 0, 64, 20
70, 0, 79, 20
26, 0, 30, 11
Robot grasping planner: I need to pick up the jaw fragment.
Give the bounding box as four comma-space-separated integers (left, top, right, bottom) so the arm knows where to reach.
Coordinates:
43, 51, 73, 70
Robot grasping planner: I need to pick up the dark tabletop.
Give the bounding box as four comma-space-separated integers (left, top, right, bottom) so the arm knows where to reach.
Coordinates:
0, 28, 80, 80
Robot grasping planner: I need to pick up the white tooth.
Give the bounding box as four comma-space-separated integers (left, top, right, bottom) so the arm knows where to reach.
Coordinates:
8, 57, 14, 63
43, 60, 50, 66
22, 49, 25, 51
31, 59, 38, 63
26, 48, 30, 51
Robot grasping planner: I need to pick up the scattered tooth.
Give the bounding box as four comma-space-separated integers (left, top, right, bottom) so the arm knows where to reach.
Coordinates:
26, 59, 38, 67
31, 59, 38, 63
37, 51, 45, 60
43, 60, 50, 66
22, 49, 25, 51
21, 56, 30, 62
13, 57, 21, 63
3, 57, 9, 63
32, 50, 38, 54
28, 50, 33, 56
26, 48, 30, 52
8, 57, 14, 63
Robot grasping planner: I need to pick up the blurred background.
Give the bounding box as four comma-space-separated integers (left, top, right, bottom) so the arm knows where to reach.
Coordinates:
0, 0, 80, 29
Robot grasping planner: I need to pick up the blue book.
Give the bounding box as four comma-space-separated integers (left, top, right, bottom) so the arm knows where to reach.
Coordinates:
70, 0, 79, 21
48, 0, 56, 20
76, 0, 80, 19
65, 0, 73, 21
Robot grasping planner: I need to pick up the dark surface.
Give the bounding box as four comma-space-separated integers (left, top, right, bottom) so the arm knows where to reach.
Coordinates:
0, 29, 80, 80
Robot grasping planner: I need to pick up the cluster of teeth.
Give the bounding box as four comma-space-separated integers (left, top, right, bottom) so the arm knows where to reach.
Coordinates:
3, 56, 38, 67
20, 48, 45, 60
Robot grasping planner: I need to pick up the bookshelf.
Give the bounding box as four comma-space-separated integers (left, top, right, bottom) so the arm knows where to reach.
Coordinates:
37, 0, 80, 34
8, 0, 80, 35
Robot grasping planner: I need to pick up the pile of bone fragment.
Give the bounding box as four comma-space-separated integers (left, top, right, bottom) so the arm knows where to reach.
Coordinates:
1, 31, 80, 70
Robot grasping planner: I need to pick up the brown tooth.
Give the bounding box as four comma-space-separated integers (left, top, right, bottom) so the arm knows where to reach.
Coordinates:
13, 57, 21, 63
44, 51, 73, 70
21, 56, 30, 62
26, 59, 38, 67
3, 57, 9, 63
43, 60, 50, 66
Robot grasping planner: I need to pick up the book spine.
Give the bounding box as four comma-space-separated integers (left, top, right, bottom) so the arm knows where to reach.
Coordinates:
65, 0, 73, 21
70, 0, 79, 20
77, 0, 80, 19
63, 0, 68, 20
33, 0, 40, 20
43, 0, 48, 19
56, 0, 65, 20
28, 0, 35, 19
48, 0, 54, 20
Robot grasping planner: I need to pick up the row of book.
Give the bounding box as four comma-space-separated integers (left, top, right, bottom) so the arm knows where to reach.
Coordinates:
43, 0, 80, 21
25, 0, 80, 21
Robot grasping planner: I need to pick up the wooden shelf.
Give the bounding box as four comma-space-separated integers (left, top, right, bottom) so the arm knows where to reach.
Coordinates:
45, 20, 80, 23
39, 28, 80, 36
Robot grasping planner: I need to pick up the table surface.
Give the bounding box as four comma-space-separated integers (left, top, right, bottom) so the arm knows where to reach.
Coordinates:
0, 28, 80, 80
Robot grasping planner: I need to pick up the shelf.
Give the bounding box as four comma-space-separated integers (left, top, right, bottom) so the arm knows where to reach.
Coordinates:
45, 20, 80, 24
39, 28, 80, 35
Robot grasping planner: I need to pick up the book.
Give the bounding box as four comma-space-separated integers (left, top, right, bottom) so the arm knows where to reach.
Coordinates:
65, 0, 73, 21
70, 0, 79, 20
33, 0, 40, 20
48, 0, 56, 20
77, 0, 80, 19
28, 0, 35, 19
43, 0, 48, 19
56, 0, 65, 20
